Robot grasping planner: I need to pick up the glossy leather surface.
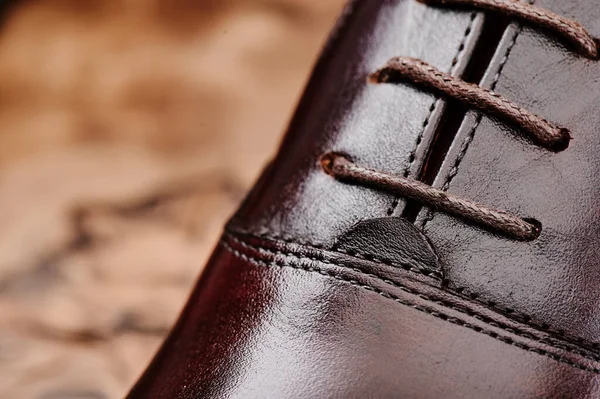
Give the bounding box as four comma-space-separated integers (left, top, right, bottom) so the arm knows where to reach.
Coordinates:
129, 234, 600, 398
128, 0, 600, 397
423, 0, 600, 350
232, 0, 481, 247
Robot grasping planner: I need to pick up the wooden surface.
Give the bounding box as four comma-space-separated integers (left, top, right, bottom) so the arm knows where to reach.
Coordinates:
0, 1, 345, 397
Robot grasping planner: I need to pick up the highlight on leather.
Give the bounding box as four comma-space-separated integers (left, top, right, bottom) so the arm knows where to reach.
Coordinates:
319, 0, 598, 242
369, 57, 571, 152
320, 153, 541, 241
418, 0, 599, 59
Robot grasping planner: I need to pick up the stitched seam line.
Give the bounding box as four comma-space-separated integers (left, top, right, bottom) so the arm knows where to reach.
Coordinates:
335, 247, 442, 279
228, 227, 600, 351
387, 12, 478, 216
221, 238, 600, 374
234, 229, 600, 349
235, 227, 600, 348
227, 233, 600, 363
242, 227, 442, 279
422, 1, 534, 230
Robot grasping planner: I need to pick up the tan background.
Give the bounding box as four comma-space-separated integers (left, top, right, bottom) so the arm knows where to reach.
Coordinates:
0, 1, 345, 397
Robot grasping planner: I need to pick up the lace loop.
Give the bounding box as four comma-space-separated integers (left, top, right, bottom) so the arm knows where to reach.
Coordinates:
321, 153, 541, 241
321, 1, 593, 241
419, 0, 599, 59
369, 57, 570, 152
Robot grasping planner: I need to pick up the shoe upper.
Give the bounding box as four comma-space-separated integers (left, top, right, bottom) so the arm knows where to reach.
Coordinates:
127, 1, 600, 398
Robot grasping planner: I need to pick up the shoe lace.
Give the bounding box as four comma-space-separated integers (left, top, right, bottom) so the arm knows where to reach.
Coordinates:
320, 0, 598, 241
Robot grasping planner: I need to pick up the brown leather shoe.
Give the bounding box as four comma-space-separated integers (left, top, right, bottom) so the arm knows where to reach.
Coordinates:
127, 1, 600, 397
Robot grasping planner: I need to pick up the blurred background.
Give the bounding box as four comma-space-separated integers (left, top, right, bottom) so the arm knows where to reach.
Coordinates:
0, 0, 345, 397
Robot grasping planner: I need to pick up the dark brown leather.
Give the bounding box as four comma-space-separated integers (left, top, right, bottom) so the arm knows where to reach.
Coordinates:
422, 0, 600, 350
128, 1, 600, 398
231, 0, 482, 247
128, 234, 600, 398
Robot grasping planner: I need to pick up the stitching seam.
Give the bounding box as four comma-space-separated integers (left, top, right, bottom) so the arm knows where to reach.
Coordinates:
230, 227, 599, 348
335, 247, 442, 280
227, 233, 600, 363
387, 12, 478, 216
244, 228, 441, 279
221, 237, 600, 374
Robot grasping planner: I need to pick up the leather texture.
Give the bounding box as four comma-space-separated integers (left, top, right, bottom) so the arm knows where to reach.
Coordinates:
232, 0, 482, 248
128, 0, 600, 398
128, 234, 600, 398
423, 0, 600, 350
